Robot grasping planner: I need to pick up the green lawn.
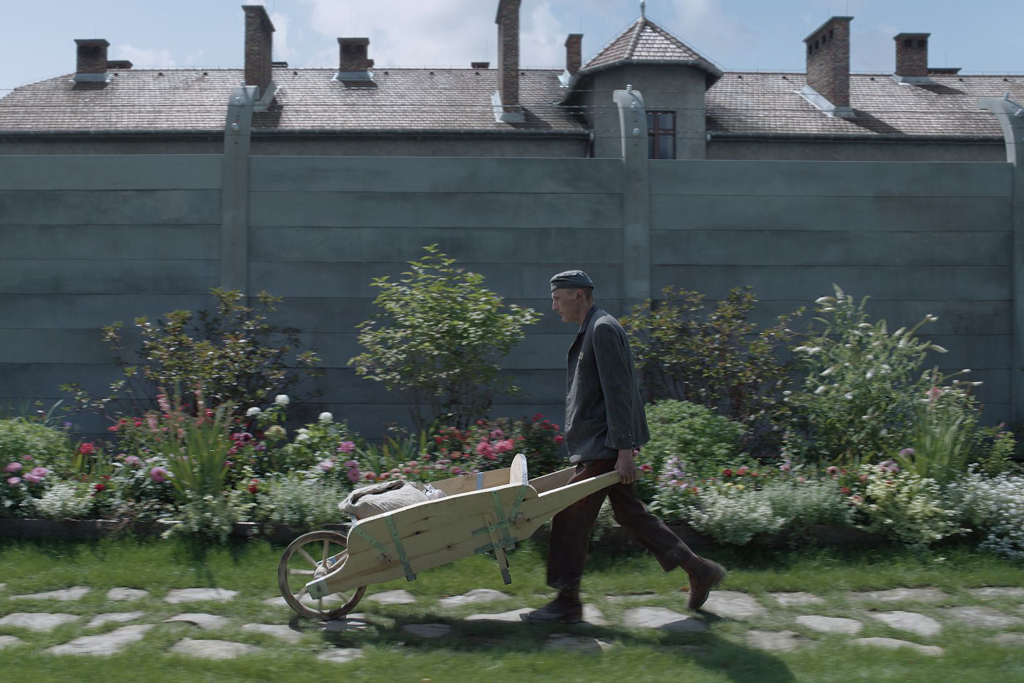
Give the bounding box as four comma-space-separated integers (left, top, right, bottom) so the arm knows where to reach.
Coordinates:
1, 536, 1022, 682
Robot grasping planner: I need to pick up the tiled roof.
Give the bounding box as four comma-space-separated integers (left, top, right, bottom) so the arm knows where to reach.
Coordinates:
581, 16, 721, 83
707, 72, 1024, 138
0, 67, 586, 134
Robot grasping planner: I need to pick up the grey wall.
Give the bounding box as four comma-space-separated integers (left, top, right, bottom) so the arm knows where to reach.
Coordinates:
0, 152, 1015, 441
708, 138, 1007, 162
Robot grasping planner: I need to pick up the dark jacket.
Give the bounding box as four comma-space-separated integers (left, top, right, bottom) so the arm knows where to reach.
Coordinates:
563, 305, 650, 463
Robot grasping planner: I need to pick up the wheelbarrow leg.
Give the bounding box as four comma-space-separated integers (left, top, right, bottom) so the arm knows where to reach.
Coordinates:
494, 545, 512, 585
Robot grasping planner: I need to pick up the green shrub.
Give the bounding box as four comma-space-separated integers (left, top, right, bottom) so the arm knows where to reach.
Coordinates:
783, 285, 979, 467
349, 245, 538, 429
0, 418, 73, 474
858, 468, 964, 548
255, 474, 348, 527
639, 400, 747, 500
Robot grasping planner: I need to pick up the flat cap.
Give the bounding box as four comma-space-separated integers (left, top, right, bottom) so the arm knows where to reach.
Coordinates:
550, 270, 595, 291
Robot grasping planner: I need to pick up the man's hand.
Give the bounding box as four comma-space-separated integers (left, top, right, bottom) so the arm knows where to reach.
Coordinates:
615, 448, 639, 485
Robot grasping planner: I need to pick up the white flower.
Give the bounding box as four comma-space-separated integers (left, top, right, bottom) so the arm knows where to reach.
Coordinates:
865, 370, 874, 379
893, 327, 906, 338
318, 412, 333, 423
275, 394, 290, 406
246, 407, 261, 417
297, 428, 309, 435
930, 344, 948, 353
844, 393, 854, 400
814, 385, 827, 395
962, 368, 971, 374
820, 366, 837, 377
296, 433, 310, 442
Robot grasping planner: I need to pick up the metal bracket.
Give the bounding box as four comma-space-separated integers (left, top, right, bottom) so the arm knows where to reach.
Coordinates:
384, 517, 416, 582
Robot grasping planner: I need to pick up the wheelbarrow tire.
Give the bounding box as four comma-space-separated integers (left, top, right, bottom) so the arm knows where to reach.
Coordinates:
277, 529, 366, 620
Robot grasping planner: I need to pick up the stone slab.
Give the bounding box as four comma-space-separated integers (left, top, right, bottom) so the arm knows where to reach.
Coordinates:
87, 611, 146, 628
47, 624, 153, 656
164, 588, 238, 604
623, 607, 709, 633
241, 623, 303, 643
770, 592, 825, 607
0, 612, 80, 632
10, 586, 90, 602
583, 604, 608, 626
0, 635, 23, 650
401, 623, 452, 639
746, 630, 814, 652
868, 611, 942, 637
317, 648, 364, 664
438, 589, 509, 609
796, 616, 863, 635
545, 633, 615, 654
169, 638, 260, 660
464, 608, 532, 623
968, 587, 1024, 600
0, 584, 6, 592
846, 588, 948, 603
943, 606, 1023, 628
364, 589, 417, 605
321, 614, 371, 633
994, 633, 1024, 646
701, 591, 765, 620
850, 637, 944, 656
107, 588, 149, 602
164, 613, 231, 630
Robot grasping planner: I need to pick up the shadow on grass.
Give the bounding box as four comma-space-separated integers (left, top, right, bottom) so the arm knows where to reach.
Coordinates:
313, 612, 796, 683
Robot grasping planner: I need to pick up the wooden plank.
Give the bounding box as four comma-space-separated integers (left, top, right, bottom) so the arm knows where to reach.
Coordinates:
249, 191, 623, 229
250, 156, 623, 194
651, 195, 1011, 232
0, 155, 223, 191
649, 160, 1013, 198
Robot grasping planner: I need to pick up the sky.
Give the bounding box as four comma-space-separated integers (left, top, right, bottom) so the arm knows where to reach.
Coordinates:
2, 0, 1023, 94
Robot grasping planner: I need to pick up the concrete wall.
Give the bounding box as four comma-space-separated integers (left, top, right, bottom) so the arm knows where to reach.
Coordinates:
0, 152, 1015, 440
708, 138, 1007, 162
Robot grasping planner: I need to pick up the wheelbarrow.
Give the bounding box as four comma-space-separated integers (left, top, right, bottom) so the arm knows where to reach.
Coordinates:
277, 453, 619, 619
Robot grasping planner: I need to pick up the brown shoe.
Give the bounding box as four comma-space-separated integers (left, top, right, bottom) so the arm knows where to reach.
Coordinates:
526, 593, 583, 624
687, 558, 727, 611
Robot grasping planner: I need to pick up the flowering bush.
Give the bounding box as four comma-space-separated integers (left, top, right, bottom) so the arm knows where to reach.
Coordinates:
254, 474, 348, 527
783, 285, 979, 467
954, 468, 1024, 560
30, 482, 95, 520
162, 490, 250, 544
0, 418, 74, 475
858, 467, 964, 548
685, 486, 787, 545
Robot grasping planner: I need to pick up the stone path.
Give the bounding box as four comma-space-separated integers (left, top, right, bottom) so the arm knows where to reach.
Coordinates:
1, 583, 1022, 660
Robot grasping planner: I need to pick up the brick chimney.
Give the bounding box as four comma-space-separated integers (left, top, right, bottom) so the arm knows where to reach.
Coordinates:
565, 34, 583, 76
895, 33, 930, 79
803, 16, 853, 116
472, 61, 490, 69
107, 60, 133, 70
338, 38, 374, 72
495, 0, 521, 112
243, 5, 275, 95
74, 39, 110, 82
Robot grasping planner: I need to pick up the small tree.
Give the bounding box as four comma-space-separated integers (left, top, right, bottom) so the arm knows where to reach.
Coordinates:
62, 288, 320, 418
621, 286, 803, 453
349, 245, 538, 429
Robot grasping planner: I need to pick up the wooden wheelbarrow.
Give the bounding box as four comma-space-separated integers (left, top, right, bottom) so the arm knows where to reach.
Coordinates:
277, 454, 619, 619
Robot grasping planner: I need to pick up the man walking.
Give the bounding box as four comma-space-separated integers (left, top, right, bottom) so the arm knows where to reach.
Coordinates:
527, 270, 726, 624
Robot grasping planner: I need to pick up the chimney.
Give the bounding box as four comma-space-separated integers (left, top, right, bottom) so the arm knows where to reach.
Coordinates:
894, 32, 930, 80
74, 39, 110, 83
106, 60, 133, 70
802, 16, 853, 117
243, 5, 275, 95
565, 34, 583, 76
495, 0, 522, 119
338, 38, 374, 72
471, 61, 490, 69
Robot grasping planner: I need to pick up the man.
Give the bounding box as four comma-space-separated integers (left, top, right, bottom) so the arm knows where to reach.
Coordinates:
527, 270, 726, 624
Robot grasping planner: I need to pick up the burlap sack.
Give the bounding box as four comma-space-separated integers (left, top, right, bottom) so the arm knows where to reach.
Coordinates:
339, 480, 429, 520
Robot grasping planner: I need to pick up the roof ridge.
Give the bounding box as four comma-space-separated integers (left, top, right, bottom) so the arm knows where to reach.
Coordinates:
626, 17, 646, 57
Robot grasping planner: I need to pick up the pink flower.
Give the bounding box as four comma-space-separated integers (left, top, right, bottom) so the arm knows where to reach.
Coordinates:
4, 462, 22, 473
797, 476, 806, 483
494, 439, 514, 454
150, 467, 169, 483
826, 466, 839, 477
348, 469, 362, 483
850, 495, 864, 505
79, 442, 96, 455
344, 460, 359, 468
927, 386, 943, 402
28, 467, 48, 481
554, 435, 565, 445
124, 455, 141, 466
475, 441, 493, 458
157, 393, 171, 413
22, 455, 32, 462
736, 466, 749, 476
363, 472, 376, 481
146, 415, 159, 432
490, 429, 504, 439
338, 441, 356, 454
319, 459, 335, 472
779, 463, 791, 472
23, 474, 41, 484
7, 476, 21, 486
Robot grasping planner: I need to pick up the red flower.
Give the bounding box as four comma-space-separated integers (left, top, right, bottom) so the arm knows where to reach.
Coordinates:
554, 435, 565, 445
107, 425, 120, 432
94, 483, 106, 492
750, 472, 758, 478
722, 469, 733, 477
247, 479, 260, 494
841, 487, 851, 494
435, 436, 443, 444
78, 443, 96, 455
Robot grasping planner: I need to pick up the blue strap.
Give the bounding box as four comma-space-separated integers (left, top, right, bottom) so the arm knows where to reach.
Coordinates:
385, 516, 416, 582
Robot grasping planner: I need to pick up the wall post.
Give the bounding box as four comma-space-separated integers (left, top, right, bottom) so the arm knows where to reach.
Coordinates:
221, 84, 258, 294
613, 87, 651, 311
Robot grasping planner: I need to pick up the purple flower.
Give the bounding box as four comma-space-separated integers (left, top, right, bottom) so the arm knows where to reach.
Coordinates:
338, 441, 356, 454
6, 476, 21, 486
4, 462, 22, 473
30, 467, 48, 478
344, 460, 359, 468
124, 455, 141, 466
150, 467, 170, 483
347, 469, 361, 483
899, 448, 915, 458
23, 474, 41, 484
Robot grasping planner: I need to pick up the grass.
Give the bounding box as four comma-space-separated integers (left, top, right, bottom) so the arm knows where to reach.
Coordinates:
1, 536, 1022, 682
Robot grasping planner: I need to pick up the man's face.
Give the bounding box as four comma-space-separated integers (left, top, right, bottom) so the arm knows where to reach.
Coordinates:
551, 288, 584, 323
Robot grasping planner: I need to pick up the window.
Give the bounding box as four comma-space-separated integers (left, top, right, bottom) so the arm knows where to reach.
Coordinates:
647, 111, 676, 159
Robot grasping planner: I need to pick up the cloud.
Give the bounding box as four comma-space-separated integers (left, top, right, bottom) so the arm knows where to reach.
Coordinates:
270, 11, 295, 62
663, 0, 758, 69
113, 45, 177, 69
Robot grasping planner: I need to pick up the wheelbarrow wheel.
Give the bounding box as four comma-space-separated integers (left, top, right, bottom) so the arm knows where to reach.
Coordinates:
277, 529, 365, 620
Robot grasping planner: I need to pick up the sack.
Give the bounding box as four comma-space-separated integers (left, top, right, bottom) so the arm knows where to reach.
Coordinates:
339, 480, 428, 520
